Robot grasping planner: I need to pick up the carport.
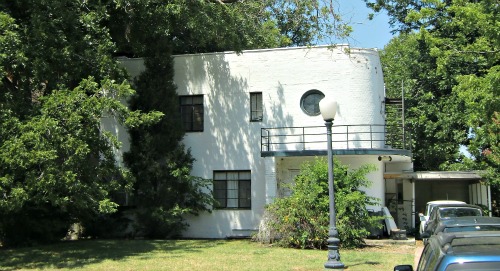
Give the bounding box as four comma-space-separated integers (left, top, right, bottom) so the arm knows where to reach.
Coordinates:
399, 171, 491, 225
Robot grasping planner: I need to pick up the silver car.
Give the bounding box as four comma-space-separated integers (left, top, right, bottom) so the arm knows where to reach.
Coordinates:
418, 200, 465, 236
422, 204, 483, 242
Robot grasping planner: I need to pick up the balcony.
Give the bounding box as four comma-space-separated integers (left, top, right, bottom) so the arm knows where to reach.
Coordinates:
261, 124, 412, 157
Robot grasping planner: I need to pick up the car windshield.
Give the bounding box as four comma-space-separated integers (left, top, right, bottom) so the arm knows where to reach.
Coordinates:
445, 261, 500, 271
444, 225, 500, 233
426, 201, 465, 216
439, 208, 481, 218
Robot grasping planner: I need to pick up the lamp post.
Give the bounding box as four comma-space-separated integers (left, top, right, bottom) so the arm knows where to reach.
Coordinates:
319, 97, 344, 270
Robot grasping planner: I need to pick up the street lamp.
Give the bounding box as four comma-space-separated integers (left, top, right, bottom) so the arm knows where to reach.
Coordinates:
319, 97, 344, 270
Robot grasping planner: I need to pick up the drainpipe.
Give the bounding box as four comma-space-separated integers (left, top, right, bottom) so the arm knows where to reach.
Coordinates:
488, 185, 492, 217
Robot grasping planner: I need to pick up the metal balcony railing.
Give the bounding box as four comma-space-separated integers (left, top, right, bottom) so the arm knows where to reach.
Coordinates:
261, 124, 412, 154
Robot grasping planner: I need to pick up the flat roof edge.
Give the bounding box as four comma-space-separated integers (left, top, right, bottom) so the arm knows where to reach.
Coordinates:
117, 45, 380, 60
261, 148, 412, 158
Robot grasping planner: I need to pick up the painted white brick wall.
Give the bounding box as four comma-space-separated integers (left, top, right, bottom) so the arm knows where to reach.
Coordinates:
117, 46, 411, 238
172, 46, 388, 238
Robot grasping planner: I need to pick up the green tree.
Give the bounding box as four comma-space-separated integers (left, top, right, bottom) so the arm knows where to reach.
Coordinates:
0, 78, 161, 246
256, 158, 380, 249
453, 67, 500, 182
369, 0, 499, 176
1, 1, 123, 115
123, 54, 216, 238
109, 0, 352, 56
381, 33, 470, 170
0, 2, 161, 245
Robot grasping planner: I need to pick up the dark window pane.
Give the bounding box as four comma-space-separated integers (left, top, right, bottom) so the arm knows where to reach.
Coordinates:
213, 171, 251, 209
213, 181, 227, 208
239, 180, 251, 208
300, 90, 324, 116
180, 95, 204, 132
250, 92, 263, 121
193, 95, 203, 104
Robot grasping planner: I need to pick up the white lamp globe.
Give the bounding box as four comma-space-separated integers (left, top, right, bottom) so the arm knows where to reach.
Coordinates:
319, 97, 338, 121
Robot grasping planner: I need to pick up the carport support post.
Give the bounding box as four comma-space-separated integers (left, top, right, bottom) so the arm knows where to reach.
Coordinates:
320, 97, 344, 270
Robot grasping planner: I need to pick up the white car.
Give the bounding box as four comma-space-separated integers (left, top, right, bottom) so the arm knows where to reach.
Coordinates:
418, 200, 466, 236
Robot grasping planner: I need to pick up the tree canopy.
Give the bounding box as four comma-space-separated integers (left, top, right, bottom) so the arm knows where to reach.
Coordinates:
108, 0, 351, 56
368, 0, 499, 182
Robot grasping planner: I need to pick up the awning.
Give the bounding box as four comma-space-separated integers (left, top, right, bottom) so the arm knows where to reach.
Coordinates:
384, 171, 483, 181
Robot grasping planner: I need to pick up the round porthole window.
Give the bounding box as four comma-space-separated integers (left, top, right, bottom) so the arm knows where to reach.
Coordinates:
300, 89, 325, 116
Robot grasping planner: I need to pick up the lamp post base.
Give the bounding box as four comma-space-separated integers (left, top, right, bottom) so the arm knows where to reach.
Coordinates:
324, 236, 344, 269
324, 261, 345, 269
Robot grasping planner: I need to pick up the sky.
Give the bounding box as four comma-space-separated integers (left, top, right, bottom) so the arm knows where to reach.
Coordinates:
334, 0, 394, 49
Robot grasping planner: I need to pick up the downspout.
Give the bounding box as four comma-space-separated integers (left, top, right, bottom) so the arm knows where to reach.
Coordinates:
488, 184, 492, 217
412, 178, 416, 228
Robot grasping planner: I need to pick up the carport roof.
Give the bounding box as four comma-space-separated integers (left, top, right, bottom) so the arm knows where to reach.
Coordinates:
397, 171, 483, 181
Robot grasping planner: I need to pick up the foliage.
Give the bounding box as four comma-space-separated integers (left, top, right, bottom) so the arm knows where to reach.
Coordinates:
372, 1, 500, 177
1, 1, 124, 114
381, 33, 469, 170
257, 158, 380, 249
1, 203, 71, 247
109, 0, 352, 56
0, 78, 161, 246
1, 2, 124, 244
267, 0, 352, 46
121, 49, 215, 238
453, 69, 500, 183
126, 148, 215, 238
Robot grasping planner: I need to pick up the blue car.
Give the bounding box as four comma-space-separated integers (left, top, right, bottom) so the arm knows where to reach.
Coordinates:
394, 231, 500, 271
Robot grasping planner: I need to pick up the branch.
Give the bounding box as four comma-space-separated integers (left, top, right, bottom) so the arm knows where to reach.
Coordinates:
454, 49, 500, 55
444, 44, 500, 55
208, 0, 240, 3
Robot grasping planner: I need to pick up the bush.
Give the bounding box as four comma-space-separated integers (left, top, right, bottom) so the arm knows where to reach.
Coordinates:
0, 204, 71, 247
255, 157, 381, 249
80, 206, 136, 239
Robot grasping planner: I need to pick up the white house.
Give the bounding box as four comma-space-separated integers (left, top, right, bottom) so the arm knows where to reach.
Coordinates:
117, 45, 416, 239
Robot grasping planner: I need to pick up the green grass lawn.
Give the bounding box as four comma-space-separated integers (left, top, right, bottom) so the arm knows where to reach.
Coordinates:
0, 239, 414, 271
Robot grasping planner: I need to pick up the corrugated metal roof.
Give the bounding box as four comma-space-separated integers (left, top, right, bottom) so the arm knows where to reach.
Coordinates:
398, 171, 483, 181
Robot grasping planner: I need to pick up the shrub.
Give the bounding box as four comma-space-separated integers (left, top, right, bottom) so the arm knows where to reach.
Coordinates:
1, 204, 71, 247
80, 207, 135, 239
255, 157, 381, 249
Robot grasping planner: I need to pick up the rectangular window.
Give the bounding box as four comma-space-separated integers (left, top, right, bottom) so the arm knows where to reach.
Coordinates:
250, 92, 263, 122
213, 170, 251, 209
180, 95, 204, 132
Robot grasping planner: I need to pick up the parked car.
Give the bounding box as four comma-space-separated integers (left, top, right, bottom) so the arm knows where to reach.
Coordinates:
394, 231, 500, 271
418, 200, 466, 236
423, 204, 483, 240
420, 216, 500, 239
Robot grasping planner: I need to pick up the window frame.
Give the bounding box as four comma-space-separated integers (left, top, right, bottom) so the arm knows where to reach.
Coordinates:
250, 92, 263, 122
179, 95, 204, 132
300, 89, 325, 116
213, 170, 251, 210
